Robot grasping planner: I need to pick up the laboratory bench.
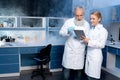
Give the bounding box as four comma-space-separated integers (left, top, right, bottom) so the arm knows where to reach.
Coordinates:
0, 16, 68, 78
103, 41, 120, 78
0, 44, 64, 77
0, 41, 120, 78
0, 16, 67, 77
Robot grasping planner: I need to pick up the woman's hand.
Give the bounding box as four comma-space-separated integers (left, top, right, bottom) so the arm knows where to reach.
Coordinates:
81, 36, 90, 44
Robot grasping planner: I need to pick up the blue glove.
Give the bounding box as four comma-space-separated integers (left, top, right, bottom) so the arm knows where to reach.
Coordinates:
68, 27, 74, 34
68, 27, 77, 39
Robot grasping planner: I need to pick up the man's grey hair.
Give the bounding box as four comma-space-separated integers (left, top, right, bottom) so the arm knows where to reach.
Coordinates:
74, 6, 84, 11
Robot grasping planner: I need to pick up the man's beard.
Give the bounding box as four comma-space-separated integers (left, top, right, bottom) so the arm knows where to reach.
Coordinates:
74, 18, 85, 26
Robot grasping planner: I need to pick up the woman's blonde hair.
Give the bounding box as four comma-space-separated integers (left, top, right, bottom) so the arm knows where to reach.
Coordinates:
91, 11, 102, 21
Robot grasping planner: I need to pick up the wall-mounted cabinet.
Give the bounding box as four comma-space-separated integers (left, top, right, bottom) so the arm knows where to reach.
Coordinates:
47, 17, 67, 45
48, 17, 67, 30
91, 7, 112, 23
91, 5, 120, 23
20, 17, 45, 28
111, 5, 120, 22
0, 16, 17, 28
0, 17, 68, 46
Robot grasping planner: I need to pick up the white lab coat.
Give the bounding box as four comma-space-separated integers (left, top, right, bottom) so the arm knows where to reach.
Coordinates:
85, 24, 108, 79
59, 18, 90, 69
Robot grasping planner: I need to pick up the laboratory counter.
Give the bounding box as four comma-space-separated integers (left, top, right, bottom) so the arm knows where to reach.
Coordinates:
0, 41, 120, 78
106, 41, 120, 49
102, 41, 120, 78
0, 44, 64, 77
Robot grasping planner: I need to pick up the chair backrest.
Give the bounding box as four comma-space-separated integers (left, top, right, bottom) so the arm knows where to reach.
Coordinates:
38, 44, 52, 62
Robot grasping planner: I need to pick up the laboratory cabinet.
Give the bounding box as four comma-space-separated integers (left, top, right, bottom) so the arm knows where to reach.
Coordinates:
91, 7, 112, 23
0, 45, 64, 77
20, 45, 64, 70
99, 7, 113, 23
0, 16, 17, 28
116, 56, 120, 69
20, 46, 44, 66
20, 47, 44, 54
50, 45, 64, 69
0, 16, 67, 77
107, 46, 118, 55
117, 49, 120, 56
106, 45, 120, 78
0, 48, 19, 74
0, 17, 67, 47
111, 5, 120, 22
91, 5, 120, 23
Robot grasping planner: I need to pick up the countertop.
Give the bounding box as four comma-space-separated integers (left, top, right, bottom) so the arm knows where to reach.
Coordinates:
0, 40, 120, 48
106, 41, 120, 49
0, 41, 65, 48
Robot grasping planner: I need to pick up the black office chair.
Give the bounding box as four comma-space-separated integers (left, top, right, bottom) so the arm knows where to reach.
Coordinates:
31, 44, 52, 80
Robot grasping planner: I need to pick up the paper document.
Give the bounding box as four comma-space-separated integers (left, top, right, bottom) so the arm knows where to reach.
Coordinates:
74, 30, 85, 40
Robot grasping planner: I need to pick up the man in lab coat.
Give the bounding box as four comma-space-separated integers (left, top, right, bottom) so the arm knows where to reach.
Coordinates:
59, 7, 90, 80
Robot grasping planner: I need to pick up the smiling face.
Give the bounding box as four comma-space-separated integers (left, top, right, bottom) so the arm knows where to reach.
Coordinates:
90, 11, 102, 26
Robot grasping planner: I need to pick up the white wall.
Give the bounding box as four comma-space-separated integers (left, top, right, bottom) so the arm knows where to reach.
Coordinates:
73, 0, 120, 10
92, 0, 120, 8
72, 0, 92, 10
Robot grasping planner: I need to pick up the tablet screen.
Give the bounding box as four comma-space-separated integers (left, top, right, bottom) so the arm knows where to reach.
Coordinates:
74, 30, 85, 40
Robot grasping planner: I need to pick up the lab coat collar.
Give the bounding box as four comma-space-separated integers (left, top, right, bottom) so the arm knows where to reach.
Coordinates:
92, 23, 103, 30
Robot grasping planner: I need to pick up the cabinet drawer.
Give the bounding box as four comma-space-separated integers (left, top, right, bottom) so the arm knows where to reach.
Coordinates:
0, 48, 18, 54
20, 47, 44, 54
0, 64, 19, 74
108, 46, 117, 54
0, 55, 19, 64
51, 46, 64, 51
51, 50, 64, 55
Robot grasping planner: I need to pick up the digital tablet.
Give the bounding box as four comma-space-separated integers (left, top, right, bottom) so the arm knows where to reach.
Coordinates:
74, 30, 85, 40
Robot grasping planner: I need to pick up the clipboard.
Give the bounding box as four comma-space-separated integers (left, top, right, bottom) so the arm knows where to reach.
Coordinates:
74, 30, 85, 40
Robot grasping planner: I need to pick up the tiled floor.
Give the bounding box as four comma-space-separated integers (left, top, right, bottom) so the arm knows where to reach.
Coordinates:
0, 70, 120, 80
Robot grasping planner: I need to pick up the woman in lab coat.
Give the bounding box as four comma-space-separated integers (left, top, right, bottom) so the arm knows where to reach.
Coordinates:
82, 11, 108, 80
59, 7, 90, 80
